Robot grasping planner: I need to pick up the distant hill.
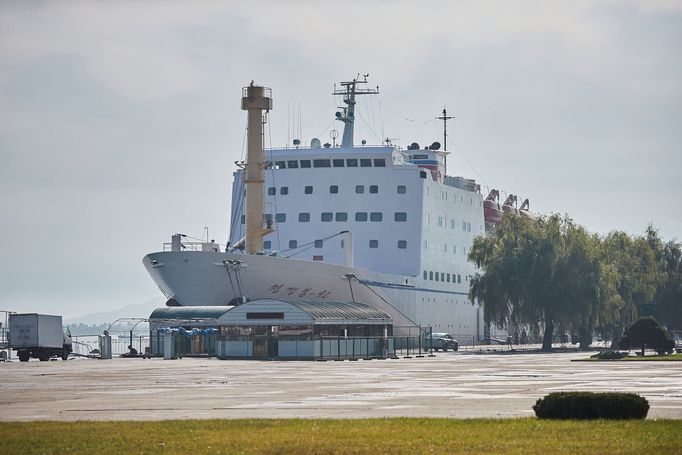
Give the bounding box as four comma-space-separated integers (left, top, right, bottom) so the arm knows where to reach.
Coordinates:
65, 297, 166, 325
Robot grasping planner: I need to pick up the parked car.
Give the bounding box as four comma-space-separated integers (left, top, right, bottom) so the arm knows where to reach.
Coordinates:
424, 332, 458, 351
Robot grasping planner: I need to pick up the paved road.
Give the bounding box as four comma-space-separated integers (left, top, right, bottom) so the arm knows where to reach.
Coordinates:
1, 352, 681, 421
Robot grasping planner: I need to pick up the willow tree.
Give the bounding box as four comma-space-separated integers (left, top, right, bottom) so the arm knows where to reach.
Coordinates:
601, 230, 659, 339
469, 214, 621, 351
469, 214, 572, 351
648, 228, 682, 330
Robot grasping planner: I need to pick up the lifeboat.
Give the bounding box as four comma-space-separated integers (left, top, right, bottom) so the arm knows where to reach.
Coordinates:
519, 198, 537, 220
483, 189, 503, 225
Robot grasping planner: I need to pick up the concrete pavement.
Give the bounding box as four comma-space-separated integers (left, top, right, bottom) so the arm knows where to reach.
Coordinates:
1, 351, 681, 421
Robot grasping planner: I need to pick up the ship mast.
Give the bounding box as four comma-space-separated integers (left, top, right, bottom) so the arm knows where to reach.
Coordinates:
241, 82, 273, 254
333, 74, 379, 148
436, 107, 454, 175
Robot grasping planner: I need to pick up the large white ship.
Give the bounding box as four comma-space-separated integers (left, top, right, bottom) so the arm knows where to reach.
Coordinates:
144, 77, 518, 339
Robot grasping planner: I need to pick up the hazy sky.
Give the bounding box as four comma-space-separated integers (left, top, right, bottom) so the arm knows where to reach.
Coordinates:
1, 1, 680, 318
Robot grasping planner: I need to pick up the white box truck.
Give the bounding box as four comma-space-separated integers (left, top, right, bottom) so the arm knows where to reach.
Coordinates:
9, 313, 72, 362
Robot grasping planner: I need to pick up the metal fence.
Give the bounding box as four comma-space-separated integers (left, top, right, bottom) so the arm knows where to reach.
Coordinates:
71, 334, 150, 357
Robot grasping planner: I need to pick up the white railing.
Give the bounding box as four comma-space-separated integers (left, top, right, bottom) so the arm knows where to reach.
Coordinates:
162, 241, 223, 252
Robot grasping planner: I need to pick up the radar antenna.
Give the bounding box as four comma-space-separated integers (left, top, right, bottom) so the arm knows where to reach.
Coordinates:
332, 74, 379, 147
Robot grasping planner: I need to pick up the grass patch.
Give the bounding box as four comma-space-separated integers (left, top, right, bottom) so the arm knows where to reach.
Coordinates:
1, 418, 681, 454
623, 354, 682, 361
577, 354, 682, 362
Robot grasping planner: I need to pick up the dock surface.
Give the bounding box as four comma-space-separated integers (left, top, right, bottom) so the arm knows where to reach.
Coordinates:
1, 352, 681, 420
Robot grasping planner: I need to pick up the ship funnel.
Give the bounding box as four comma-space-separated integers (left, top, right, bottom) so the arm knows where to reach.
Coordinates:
241, 83, 273, 255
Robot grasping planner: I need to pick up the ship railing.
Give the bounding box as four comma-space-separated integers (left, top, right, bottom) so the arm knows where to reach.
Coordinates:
162, 241, 223, 252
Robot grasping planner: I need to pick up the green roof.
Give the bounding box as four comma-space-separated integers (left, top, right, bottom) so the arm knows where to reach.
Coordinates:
149, 306, 233, 321
281, 300, 391, 321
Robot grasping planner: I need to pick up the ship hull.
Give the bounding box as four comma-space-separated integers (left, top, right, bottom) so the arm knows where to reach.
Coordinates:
143, 251, 420, 331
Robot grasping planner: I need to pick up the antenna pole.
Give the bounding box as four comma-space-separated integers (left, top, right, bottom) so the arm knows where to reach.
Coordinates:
436, 107, 454, 175
333, 75, 379, 148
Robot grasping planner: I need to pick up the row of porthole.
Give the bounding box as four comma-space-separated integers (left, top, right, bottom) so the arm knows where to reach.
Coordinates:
264, 239, 409, 250
267, 184, 408, 196
267, 157, 387, 170
423, 270, 464, 284
243, 212, 408, 224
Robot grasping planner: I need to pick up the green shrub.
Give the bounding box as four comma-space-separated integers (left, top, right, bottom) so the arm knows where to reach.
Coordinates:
619, 317, 675, 355
533, 392, 649, 419
590, 350, 628, 360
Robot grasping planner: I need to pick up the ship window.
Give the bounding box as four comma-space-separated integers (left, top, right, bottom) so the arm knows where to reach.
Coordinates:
346, 158, 358, 167
467, 222, 472, 232
281, 186, 289, 195
397, 185, 406, 194
420, 171, 427, 179
443, 244, 448, 252
287, 160, 299, 168
263, 241, 271, 249
360, 158, 372, 167
424, 240, 428, 249
462, 222, 467, 231
450, 219, 455, 229
313, 159, 331, 168
457, 274, 461, 283
370, 212, 383, 222
267, 187, 276, 196
355, 212, 368, 222
398, 240, 407, 249
240, 215, 245, 224
413, 154, 428, 159
321, 212, 333, 222
438, 217, 444, 226
298, 212, 310, 222
369, 185, 378, 194
300, 160, 311, 168
275, 161, 286, 169
333, 159, 345, 167
369, 239, 379, 248
289, 240, 297, 249
314, 240, 323, 248
435, 272, 439, 281
335, 212, 348, 222
304, 186, 313, 194
447, 273, 451, 282
329, 185, 339, 194
441, 273, 445, 281
394, 212, 407, 222
423, 270, 428, 279
429, 271, 433, 280
453, 245, 457, 254
264, 213, 273, 221
374, 158, 386, 167
355, 185, 364, 194
275, 213, 286, 223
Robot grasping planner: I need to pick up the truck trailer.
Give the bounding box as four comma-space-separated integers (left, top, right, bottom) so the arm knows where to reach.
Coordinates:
9, 313, 72, 362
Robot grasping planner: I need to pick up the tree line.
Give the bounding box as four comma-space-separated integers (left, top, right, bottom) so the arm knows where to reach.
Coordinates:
468, 214, 681, 351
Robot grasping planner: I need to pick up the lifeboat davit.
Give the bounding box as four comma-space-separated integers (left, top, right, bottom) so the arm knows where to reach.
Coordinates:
483, 189, 503, 225
519, 198, 537, 220
502, 194, 519, 216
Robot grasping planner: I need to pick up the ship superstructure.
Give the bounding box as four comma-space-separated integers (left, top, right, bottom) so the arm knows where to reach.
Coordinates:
144, 77, 518, 338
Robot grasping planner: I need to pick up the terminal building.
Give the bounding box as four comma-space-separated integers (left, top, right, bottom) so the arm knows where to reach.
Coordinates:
149, 299, 395, 360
